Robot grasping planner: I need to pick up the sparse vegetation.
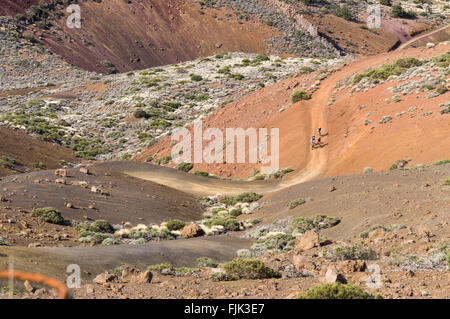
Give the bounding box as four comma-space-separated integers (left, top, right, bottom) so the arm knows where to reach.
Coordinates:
291, 90, 312, 103
0, 237, 9, 246
147, 263, 174, 273
197, 257, 218, 268
176, 162, 193, 172
287, 215, 341, 234
31, 207, 65, 225
323, 242, 377, 261
165, 219, 187, 231
288, 199, 306, 209
221, 258, 280, 280
298, 283, 376, 299
353, 58, 423, 84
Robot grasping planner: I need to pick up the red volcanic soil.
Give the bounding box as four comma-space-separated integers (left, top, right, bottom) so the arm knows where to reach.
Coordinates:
0, 0, 41, 16
27, 0, 279, 73
138, 44, 450, 180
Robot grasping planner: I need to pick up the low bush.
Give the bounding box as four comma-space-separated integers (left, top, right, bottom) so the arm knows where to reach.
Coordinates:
298, 283, 376, 299
32, 207, 65, 225
288, 199, 306, 209
165, 219, 187, 231
288, 215, 341, 234
257, 233, 296, 252
223, 258, 280, 280
147, 263, 174, 273
323, 242, 377, 261
176, 162, 193, 172
197, 257, 218, 268
353, 58, 423, 84
0, 237, 9, 246
230, 208, 243, 217
291, 90, 311, 103
203, 216, 240, 231
235, 192, 262, 203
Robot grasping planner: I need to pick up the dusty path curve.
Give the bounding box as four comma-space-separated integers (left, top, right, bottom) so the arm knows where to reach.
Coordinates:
0, 235, 250, 283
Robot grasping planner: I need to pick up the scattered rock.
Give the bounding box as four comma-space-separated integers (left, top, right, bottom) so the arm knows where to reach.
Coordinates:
180, 224, 205, 238
93, 273, 116, 285
295, 230, 320, 252
321, 266, 347, 284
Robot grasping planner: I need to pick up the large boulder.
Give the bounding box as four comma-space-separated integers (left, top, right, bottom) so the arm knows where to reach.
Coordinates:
321, 266, 347, 284
130, 270, 153, 284
93, 273, 116, 285
295, 230, 320, 252
181, 224, 205, 238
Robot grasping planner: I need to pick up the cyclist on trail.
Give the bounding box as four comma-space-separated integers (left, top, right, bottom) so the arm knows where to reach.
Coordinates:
317, 127, 322, 137
317, 135, 321, 146
311, 136, 316, 150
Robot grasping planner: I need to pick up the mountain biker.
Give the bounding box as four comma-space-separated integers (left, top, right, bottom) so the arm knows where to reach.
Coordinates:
311, 136, 315, 149
317, 127, 322, 137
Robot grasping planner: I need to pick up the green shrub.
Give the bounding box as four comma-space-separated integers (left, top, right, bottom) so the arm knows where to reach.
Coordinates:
219, 196, 237, 206
76, 220, 114, 233
190, 74, 203, 82
291, 90, 311, 103
433, 159, 450, 166
223, 258, 280, 280
288, 215, 340, 234
0, 237, 9, 246
229, 73, 245, 80
230, 208, 243, 217
257, 234, 296, 252
102, 238, 122, 246
176, 162, 193, 172
165, 219, 187, 231
210, 272, 237, 282
147, 263, 174, 273
288, 199, 306, 209
337, 5, 353, 21
236, 192, 262, 203
79, 232, 111, 244
431, 52, 450, 68
88, 220, 114, 233
323, 242, 377, 261
353, 58, 423, 84
298, 283, 375, 299
390, 4, 416, 19
194, 171, 210, 177
197, 257, 218, 268
203, 216, 240, 231
32, 207, 65, 225
436, 85, 448, 95
217, 66, 231, 74
299, 66, 314, 74
133, 109, 148, 119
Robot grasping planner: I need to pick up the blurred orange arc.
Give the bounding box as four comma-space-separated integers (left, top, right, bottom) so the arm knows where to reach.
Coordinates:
0, 270, 69, 299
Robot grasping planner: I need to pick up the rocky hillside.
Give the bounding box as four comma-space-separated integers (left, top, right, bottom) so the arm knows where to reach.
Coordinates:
3, 0, 447, 74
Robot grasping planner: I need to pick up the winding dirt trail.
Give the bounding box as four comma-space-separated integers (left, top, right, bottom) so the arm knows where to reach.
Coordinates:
398, 24, 450, 49
129, 43, 450, 196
